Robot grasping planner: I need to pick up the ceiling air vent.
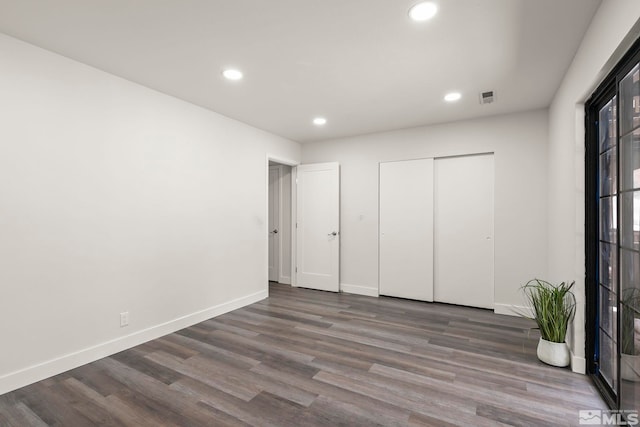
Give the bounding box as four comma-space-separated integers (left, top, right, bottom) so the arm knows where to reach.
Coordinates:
479, 91, 495, 105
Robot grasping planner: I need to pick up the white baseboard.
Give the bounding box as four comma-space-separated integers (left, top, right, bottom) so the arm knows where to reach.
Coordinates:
0, 289, 267, 395
494, 303, 533, 318
340, 283, 379, 297
570, 349, 587, 374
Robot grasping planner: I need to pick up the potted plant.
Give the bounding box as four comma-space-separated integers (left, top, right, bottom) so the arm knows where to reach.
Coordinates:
621, 288, 640, 381
521, 279, 576, 367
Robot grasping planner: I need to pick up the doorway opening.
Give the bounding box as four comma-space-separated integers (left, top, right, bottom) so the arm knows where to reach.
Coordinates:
266, 158, 341, 293
268, 160, 293, 285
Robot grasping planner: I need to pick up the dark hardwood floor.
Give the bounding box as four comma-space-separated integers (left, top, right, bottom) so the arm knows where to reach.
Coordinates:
0, 283, 606, 426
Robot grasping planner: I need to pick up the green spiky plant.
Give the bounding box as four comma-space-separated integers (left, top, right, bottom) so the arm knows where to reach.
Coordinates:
521, 279, 576, 343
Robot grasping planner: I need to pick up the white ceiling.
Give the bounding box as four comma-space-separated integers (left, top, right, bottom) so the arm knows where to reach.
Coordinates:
0, 0, 601, 143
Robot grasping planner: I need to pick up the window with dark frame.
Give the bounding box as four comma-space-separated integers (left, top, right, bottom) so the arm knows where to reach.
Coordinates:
586, 37, 640, 413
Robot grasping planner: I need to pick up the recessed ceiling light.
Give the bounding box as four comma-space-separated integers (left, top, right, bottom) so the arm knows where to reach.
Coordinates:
409, 2, 438, 22
222, 69, 243, 81
313, 117, 327, 126
444, 92, 462, 102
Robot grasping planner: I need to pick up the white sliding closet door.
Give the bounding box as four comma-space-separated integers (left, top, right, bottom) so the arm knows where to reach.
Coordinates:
379, 159, 434, 301
434, 154, 494, 309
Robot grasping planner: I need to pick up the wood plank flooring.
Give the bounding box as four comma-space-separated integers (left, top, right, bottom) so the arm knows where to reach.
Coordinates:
0, 283, 606, 426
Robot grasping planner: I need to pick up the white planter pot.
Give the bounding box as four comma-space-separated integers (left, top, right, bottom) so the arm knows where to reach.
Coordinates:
537, 338, 570, 367
621, 353, 640, 382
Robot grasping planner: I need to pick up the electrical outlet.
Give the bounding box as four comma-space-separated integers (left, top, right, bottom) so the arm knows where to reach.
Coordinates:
120, 311, 129, 327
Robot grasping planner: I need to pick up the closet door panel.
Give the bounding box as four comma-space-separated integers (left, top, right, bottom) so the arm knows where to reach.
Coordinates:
379, 158, 434, 301
434, 154, 494, 309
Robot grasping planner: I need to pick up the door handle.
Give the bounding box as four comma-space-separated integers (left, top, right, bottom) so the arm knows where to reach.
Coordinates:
328, 231, 338, 236
271, 229, 278, 234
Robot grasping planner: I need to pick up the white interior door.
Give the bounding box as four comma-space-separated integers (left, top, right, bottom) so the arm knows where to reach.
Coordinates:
268, 166, 281, 282
379, 158, 434, 301
295, 162, 340, 292
434, 153, 494, 309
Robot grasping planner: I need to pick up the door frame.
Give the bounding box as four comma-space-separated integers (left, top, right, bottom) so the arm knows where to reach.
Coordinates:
268, 164, 283, 282
266, 155, 299, 289
585, 79, 618, 409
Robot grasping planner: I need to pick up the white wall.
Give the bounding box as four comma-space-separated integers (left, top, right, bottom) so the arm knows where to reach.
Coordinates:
302, 109, 548, 310
548, 1, 640, 373
0, 34, 301, 394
